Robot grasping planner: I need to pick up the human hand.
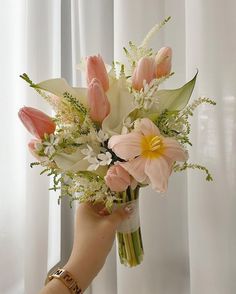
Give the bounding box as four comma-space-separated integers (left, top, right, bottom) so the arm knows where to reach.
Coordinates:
64, 203, 133, 291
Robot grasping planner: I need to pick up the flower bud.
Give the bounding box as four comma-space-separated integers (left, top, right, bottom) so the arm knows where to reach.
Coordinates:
18, 106, 56, 139
86, 55, 109, 92
105, 164, 131, 192
155, 47, 172, 78
132, 57, 155, 90
87, 78, 110, 123
28, 139, 42, 161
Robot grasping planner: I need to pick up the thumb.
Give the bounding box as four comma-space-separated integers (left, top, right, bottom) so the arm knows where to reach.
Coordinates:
107, 205, 133, 227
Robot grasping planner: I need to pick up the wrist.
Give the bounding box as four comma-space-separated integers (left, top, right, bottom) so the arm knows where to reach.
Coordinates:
64, 253, 100, 291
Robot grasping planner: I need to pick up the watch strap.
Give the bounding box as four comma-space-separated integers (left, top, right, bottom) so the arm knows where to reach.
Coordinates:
47, 268, 82, 294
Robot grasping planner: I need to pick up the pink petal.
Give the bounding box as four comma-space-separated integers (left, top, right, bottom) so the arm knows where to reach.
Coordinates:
121, 156, 148, 183
144, 157, 171, 192
138, 118, 160, 136
108, 132, 142, 160
163, 137, 188, 162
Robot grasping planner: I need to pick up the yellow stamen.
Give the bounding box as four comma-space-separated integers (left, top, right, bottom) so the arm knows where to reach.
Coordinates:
141, 135, 164, 158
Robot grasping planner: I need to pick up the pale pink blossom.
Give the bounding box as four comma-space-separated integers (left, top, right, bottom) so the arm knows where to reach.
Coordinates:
28, 139, 42, 161
108, 118, 188, 192
132, 57, 155, 90
87, 78, 110, 123
105, 164, 131, 192
18, 107, 56, 139
86, 55, 109, 92
155, 47, 172, 78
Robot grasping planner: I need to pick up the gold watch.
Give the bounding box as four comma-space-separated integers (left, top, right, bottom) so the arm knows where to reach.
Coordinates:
46, 268, 82, 294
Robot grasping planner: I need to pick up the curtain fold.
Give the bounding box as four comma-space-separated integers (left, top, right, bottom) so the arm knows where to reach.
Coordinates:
0, 1, 27, 293
186, 1, 236, 293
1, 0, 235, 293
113, 2, 190, 293
0, 1, 61, 293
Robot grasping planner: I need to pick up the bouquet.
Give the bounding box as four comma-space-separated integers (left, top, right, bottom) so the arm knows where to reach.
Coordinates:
18, 18, 215, 267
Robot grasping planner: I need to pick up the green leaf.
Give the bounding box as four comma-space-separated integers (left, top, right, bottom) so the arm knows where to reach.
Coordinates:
157, 71, 198, 112
35, 78, 88, 106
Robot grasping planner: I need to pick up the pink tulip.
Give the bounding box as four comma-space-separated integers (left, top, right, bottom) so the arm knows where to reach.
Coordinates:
28, 139, 42, 161
105, 164, 131, 192
132, 57, 155, 90
86, 55, 109, 92
18, 106, 56, 139
155, 47, 172, 78
87, 78, 110, 123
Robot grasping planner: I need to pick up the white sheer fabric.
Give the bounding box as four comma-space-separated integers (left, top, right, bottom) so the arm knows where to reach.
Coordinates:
1, 0, 235, 293
0, 1, 61, 293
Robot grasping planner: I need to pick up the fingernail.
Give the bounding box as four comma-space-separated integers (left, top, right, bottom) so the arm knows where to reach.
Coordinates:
98, 210, 105, 216
124, 205, 134, 214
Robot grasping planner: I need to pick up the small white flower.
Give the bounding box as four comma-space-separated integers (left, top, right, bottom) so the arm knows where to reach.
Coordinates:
97, 152, 112, 166
96, 130, 109, 143
124, 117, 133, 128
81, 144, 96, 160
87, 157, 100, 171
43, 134, 59, 156
122, 117, 134, 134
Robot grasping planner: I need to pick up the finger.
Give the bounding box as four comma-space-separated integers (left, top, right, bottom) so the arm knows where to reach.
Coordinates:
98, 207, 110, 216
107, 205, 133, 227
78, 202, 105, 215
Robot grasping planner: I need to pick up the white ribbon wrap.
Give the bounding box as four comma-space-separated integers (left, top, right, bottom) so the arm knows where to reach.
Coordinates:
114, 199, 140, 233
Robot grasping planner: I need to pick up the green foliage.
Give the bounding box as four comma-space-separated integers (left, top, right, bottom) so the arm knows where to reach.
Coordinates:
181, 97, 216, 117
173, 162, 213, 181
156, 110, 192, 145
20, 73, 36, 87
156, 96, 216, 147
63, 92, 88, 117
30, 162, 41, 168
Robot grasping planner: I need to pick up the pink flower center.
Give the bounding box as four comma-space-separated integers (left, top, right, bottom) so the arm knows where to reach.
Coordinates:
141, 135, 164, 158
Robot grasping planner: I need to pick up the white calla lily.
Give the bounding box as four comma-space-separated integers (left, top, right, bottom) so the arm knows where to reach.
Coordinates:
35, 78, 88, 107
156, 71, 198, 112
102, 77, 135, 136
54, 149, 89, 172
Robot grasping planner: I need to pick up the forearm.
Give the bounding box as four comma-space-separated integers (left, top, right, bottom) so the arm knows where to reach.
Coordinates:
38, 242, 102, 293
38, 204, 130, 294
38, 255, 92, 294
39, 278, 71, 294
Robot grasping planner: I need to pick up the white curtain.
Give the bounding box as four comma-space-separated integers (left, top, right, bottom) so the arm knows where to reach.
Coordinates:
1, 0, 235, 293
0, 1, 61, 293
